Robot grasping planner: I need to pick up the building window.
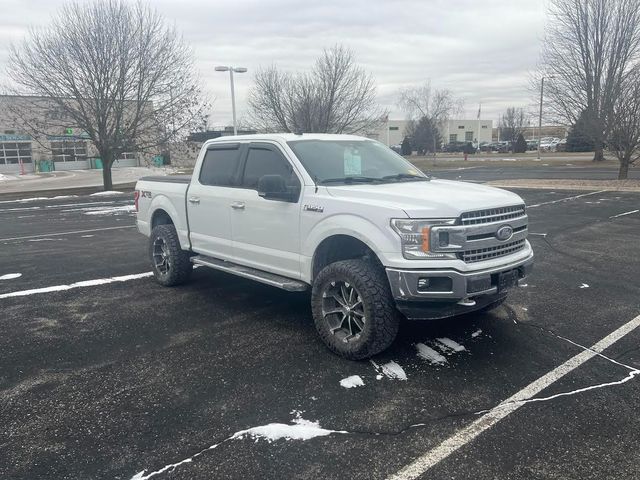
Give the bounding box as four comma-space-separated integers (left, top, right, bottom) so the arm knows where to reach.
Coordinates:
0, 142, 32, 165
449, 134, 457, 143
458, 125, 465, 129
50, 140, 87, 162
389, 126, 399, 131
481, 125, 488, 129
119, 152, 136, 160
465, 131, 474, 142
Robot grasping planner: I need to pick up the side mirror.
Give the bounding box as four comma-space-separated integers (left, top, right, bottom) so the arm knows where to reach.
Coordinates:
257, 174, 298, 202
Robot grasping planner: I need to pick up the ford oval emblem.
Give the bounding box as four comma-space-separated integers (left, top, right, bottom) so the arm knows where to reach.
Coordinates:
496, 225, 514, 241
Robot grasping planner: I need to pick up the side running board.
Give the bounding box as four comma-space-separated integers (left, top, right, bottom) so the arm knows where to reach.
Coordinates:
191, 255, 308, 292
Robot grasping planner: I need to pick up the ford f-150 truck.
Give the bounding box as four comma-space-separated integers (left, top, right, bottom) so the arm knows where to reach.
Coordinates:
136, 134, 533, 359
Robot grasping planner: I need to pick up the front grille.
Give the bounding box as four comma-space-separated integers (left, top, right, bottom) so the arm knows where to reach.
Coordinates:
459, 239, 526, 263
461, 205, 526, 225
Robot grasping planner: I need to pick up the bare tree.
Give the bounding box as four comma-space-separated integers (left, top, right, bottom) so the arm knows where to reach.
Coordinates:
7, 0, 209, 190
540, 0, 640, 161
498, 107, 529, 146
398, 81, 462, 126
248, 45, 384, 134
608, 67, 640, 179
397, 81, 462, 154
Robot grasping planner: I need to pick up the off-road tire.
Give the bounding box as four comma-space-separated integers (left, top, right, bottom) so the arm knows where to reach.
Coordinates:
149, 224, 193, 286
311, 259, 400, 360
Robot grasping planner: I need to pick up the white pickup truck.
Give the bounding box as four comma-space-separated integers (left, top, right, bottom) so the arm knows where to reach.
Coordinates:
135, 134, 533, 359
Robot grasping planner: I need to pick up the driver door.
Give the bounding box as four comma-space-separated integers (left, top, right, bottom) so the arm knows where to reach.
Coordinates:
226, 143, 302, 279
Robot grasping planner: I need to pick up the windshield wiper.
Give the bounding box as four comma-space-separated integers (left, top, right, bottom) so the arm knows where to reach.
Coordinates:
381, 173, 429, 182
319, 176, 382, 185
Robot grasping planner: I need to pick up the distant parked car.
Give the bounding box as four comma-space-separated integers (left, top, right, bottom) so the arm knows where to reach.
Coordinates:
555, 138, 567, 152
540, 137, 560, 151
442, 141, 467, 153
526, 140, 539, 151
390, 144, 402, 154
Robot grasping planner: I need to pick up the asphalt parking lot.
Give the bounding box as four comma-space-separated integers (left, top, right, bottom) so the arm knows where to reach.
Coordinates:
1, 186, 639, 480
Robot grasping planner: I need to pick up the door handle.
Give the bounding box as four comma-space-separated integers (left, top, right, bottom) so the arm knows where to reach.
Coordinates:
231, 202, 245, 210
188, 196, 200, 204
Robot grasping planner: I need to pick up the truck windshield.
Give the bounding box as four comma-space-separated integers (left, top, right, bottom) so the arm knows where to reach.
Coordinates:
287, 139, 429, 185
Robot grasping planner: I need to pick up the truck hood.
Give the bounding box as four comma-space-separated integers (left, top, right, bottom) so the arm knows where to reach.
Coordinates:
325, 179, 524, 218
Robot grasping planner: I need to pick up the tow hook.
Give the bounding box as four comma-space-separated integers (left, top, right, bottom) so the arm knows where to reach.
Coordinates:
457, 298, 477, 307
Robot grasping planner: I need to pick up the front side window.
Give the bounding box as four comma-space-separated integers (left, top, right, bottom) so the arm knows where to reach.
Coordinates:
241, 147, 298, 189
199, 146, 241, 186
287, 139, 428, 185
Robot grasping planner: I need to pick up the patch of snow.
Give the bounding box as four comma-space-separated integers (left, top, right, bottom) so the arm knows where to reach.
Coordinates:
339, 375, 365, 389
90, 190, 124, 196
0, 173, 10, 181
28, 238, 62, 242
435, 338, 467, 353
0, 273, 22, 280
232, 416, 344, 442
0, 272, 153, 299
371, 360, 407, 380
580, 283, 589, 289
415, 343, 447, 365
129, 414, 346, 480
471, 329, 482, 338
376, 374, 383, 380
519, 283, 528, 287
81, 235, 95, 238
84, 205, 136, 215
522, 307, 528, 311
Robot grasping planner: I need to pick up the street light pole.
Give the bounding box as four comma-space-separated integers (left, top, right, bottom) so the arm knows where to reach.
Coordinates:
537, 76, 545, 160
215, 65, 247, 136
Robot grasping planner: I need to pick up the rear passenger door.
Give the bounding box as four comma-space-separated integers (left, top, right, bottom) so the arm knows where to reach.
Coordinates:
187, 143, 244, 259
227, 143, 302, 278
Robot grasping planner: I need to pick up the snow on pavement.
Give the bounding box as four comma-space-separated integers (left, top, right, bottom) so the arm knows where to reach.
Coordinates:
90, 190, 124, 196
415, 343, 447, 365
371, 360, 407, 380
0, 272, 153, 299
471, 329, 483, 338
130, 415, 346, 480
84, 205, 136, 215
0, 273, 22, 280
339, 375, 365, 389
435, 338, 467, 353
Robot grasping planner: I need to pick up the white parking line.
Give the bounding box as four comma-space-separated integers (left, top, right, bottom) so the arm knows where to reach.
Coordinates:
387, 313, 640, 480
0, 225, 136, 242
0, 272, 153, 299
527, 190, 608, 208
610, 209, 639, 219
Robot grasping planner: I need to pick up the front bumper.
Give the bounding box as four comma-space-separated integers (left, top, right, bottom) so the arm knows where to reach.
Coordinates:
386, 253, 533, 319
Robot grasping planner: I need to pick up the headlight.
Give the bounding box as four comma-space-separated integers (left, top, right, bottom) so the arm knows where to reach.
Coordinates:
390, 218, 457, 259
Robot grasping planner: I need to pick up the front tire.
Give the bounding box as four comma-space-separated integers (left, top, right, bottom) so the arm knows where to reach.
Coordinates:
311, 259, 400, 360
149, 224, 193, 286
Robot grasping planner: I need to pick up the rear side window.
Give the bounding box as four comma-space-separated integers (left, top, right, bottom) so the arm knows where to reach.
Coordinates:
199, 147, 241, 186
241, 147, 299, 189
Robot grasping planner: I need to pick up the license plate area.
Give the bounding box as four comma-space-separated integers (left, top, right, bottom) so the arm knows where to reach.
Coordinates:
497, 270, 518, 292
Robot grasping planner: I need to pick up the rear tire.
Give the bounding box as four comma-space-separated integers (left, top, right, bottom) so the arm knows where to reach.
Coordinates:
311, 259, 400, 360
149, 224, 193, 286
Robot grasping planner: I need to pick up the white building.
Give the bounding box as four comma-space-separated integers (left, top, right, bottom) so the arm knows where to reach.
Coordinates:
442, 119, 493, 145
368, 118, 493, 148
367, 120, 411, 146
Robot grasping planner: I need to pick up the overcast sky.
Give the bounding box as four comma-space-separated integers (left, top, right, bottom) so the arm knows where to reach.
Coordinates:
0, 0, 548, 128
